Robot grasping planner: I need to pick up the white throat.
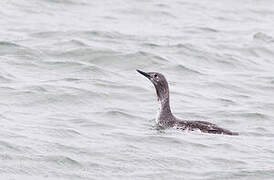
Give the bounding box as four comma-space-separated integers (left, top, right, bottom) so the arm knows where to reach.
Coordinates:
155, 101, 162, 124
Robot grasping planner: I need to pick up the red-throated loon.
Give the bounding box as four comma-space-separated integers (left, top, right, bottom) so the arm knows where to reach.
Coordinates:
137, 69, 238, 135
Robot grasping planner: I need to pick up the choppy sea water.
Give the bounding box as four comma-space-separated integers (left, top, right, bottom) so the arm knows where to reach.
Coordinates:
1, 0, 274, 179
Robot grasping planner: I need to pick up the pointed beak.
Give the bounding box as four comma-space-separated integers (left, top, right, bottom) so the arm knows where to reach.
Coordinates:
136, 69, 150, 79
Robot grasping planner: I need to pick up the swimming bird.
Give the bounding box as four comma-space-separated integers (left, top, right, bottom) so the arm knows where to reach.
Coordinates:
137, 69, 238, 135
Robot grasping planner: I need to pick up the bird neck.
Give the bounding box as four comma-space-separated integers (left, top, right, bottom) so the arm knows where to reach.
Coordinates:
158, 95, 172, 116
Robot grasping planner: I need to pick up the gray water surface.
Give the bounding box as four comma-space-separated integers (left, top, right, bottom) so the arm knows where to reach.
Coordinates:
1, 0, 274, 179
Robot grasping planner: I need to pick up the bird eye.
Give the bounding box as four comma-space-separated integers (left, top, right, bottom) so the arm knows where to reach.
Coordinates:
154, 74, 158, 78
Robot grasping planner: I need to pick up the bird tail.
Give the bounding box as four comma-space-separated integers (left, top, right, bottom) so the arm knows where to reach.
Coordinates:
223, 130, 239, 136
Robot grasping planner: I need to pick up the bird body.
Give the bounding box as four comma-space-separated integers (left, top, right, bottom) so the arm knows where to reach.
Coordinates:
137, 69, 238, 135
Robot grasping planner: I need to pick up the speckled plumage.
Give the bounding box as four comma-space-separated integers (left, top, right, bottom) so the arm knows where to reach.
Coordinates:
137, 69, 238, 136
